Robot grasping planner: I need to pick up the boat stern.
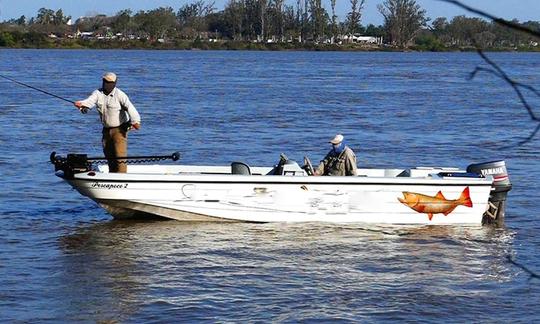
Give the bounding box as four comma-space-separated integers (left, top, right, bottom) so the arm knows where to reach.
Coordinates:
467, 161, 512, 226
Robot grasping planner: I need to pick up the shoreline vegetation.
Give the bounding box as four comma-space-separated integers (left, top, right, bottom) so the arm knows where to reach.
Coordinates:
1, 1, 540, 52
1, 38, 539, 52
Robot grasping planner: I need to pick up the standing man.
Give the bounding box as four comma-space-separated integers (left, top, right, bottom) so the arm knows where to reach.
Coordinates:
74, 72, 141, 173
315, 134, 357, 176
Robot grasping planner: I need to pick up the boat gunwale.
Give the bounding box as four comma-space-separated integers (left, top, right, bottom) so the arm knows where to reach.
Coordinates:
68, 172, 494, 187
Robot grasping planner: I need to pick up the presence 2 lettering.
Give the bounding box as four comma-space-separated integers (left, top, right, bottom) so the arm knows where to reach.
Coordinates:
91, 182, 128, 189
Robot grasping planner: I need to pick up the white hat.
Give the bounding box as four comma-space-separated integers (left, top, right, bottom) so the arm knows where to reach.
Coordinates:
329, 134, 344, 144
102, 72, 117, 82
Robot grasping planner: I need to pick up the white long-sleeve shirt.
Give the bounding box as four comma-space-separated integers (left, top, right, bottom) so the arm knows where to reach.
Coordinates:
79, 87, 141, 128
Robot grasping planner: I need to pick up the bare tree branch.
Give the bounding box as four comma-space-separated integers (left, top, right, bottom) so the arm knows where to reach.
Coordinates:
436, 0, 540, 146
507, 255, 540, 281
436, 0, 540, 38
514, 123, 540, 147
469, 50, 540, 122
469, 50, 540, 147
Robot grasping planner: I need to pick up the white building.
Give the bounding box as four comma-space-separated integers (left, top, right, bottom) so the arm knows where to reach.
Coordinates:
342, 34, 383, 45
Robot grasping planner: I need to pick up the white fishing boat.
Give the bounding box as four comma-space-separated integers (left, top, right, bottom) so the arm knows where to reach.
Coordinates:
50, 152, 511, 225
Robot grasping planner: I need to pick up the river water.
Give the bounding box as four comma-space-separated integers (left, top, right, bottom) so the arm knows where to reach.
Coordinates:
0, 49, 539, 322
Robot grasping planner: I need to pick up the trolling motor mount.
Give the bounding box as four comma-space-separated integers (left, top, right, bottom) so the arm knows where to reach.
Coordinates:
50, 151, 181, 179
50, 152, 91, 178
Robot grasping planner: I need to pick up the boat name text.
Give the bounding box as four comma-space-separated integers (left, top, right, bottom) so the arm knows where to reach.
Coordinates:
91, 182, 128, 189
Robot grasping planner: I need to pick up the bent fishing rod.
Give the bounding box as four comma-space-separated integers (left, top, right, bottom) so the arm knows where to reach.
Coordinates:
0, 74, 75, 104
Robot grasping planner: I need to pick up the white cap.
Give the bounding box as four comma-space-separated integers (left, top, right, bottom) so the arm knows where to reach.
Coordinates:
102, 72, 117, 82
329, 134, 344, 144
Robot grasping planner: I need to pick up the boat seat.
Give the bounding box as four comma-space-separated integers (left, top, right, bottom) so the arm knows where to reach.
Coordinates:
396, 170, 410, 177
231, 162, 251, 175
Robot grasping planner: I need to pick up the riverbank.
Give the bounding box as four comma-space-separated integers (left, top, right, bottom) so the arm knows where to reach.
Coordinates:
0, 36, 383, 51
1, 36, 539, 52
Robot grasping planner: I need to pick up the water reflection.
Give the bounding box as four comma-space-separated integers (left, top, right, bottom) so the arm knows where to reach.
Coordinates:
57, 221, 516, 321
58, 220, 157, 322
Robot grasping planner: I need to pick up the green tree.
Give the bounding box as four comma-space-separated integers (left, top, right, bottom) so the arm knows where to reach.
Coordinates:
134, 7, 177, 40
0, 32, 16, 47
206, 11, 228, 38
378, 0, 428, 48
519, 21, 540, 47
177, 0, 215, 34
346, 0, 365, 34
259, 0, 268, 40
243, 0, 262, 40
365, 23, 385, 37
34, 8, 68, 35
282, 4, 299, 40
16, 15, 26, 25
431, 17, 448, 35
270, 0, 285, 41
36, 8, 55, 25
447, 16, 489, 47
223, 0, 245, 40
414, 32, 445, 51
53, 9, 70, 25
23, 31, 49, 47
111, 10, 133, 37
430, 17, 450, 45
330, 0, 337, 41
308, 0, 328, 41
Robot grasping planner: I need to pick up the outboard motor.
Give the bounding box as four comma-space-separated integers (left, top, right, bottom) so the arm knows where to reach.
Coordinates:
467, 161, 512, 226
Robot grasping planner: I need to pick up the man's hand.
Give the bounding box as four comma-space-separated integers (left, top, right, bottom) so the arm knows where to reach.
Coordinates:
74, 101, 88, 114
131, 123, 141, 130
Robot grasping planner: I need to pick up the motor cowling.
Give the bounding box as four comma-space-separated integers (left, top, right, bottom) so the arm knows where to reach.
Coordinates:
467, 161, 512, 225
50, 152, 90, 179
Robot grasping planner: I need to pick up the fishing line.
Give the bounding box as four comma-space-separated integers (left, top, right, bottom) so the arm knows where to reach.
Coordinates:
0, 74, 75, 104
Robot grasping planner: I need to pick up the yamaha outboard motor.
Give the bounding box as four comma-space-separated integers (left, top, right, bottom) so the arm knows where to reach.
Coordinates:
467, 161, 512, 226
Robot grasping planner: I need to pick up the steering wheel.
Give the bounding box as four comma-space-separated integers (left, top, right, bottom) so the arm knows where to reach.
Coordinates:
303, 156, 315, 176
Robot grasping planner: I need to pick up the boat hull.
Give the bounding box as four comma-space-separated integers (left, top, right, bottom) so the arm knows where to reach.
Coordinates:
96, 199, 239, 222
64, 172, 493, 225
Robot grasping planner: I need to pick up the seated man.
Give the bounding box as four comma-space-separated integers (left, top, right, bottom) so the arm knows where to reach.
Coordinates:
315, 134, 357, 176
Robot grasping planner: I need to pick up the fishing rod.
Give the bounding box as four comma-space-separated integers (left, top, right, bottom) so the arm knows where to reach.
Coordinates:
0, 74, 75, 104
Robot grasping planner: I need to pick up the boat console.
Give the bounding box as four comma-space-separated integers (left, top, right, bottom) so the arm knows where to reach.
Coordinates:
265, 153, 308, 176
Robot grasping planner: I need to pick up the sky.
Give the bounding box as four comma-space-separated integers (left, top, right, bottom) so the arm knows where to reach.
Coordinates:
0, 0, 539, 25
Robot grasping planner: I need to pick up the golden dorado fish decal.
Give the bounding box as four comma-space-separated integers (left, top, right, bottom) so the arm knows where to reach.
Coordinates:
398, 187, 473, 221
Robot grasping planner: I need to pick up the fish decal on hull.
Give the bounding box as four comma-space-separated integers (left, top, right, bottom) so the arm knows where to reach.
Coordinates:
398, 187, 473, 221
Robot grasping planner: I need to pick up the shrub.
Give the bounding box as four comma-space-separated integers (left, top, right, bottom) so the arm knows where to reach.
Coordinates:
0, 32, 16, 47
414, 34, 446, 51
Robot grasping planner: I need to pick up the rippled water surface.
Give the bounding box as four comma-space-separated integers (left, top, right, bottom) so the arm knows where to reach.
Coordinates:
0, 49, 539, 322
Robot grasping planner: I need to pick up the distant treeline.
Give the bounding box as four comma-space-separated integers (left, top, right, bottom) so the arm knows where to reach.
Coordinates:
1, 0, 539, 51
